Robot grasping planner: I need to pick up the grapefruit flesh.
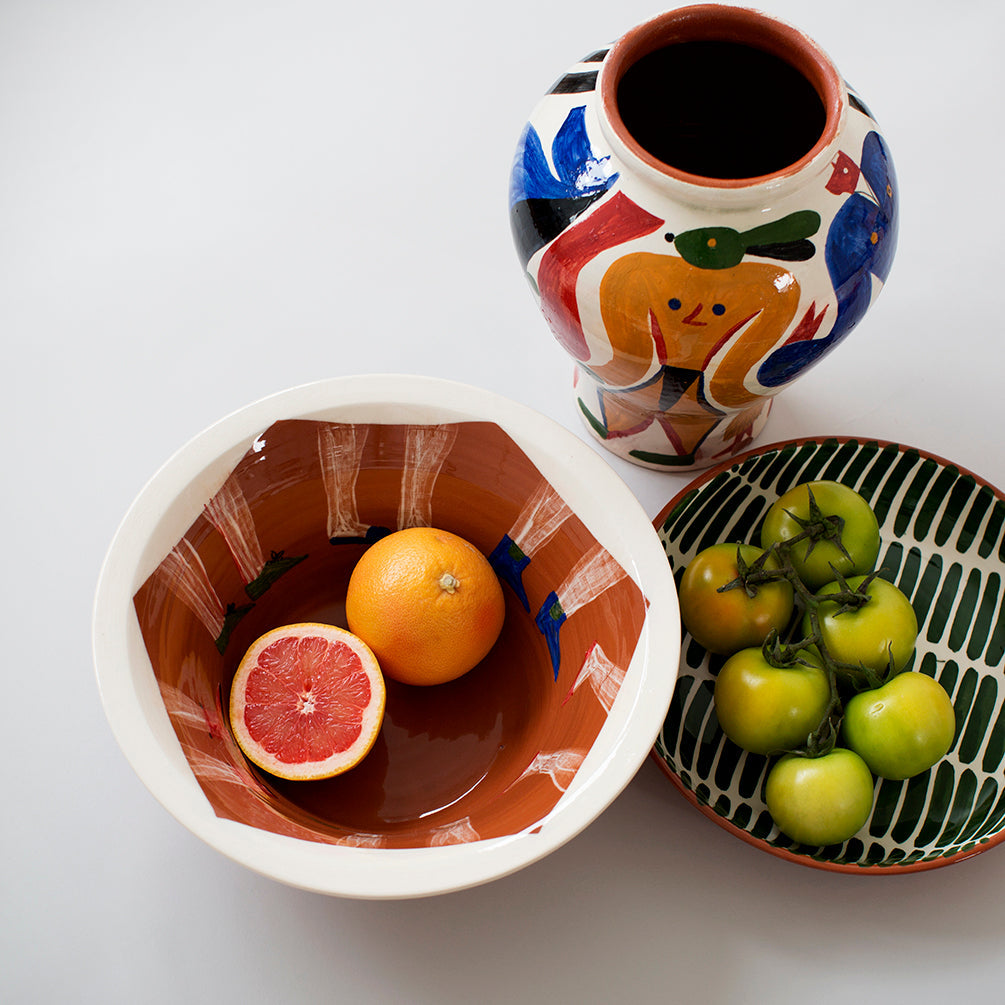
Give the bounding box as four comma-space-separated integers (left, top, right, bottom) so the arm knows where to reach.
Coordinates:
229, 623, 385, 780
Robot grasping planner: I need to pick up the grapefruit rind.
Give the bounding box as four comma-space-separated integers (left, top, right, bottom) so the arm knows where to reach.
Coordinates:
229, 622, 386, 781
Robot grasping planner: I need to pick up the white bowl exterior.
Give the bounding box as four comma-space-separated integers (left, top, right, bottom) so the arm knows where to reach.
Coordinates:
93, 374, 680, 898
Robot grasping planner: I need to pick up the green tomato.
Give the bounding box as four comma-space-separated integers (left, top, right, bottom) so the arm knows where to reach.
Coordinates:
714, 648, 831, 755
805, 575, 918, 676
761, 480, 880, 591
678, 543, 794, 656
765, 748, 875, 846
842, 672, 956, 779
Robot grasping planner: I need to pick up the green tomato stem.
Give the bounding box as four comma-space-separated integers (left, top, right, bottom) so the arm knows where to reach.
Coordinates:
741, 530, 889, 757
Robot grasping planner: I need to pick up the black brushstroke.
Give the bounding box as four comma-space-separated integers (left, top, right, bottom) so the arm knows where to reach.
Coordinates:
549, 71, 599, 94
848, 91, 875, 120
510, 193, 606, 267
745, 239, 817, 262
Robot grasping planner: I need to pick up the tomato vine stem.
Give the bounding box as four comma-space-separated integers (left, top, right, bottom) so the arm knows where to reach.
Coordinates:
718, 515, 892, 758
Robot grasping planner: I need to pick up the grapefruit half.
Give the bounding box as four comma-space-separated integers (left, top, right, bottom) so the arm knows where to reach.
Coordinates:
229, 623, 385, 780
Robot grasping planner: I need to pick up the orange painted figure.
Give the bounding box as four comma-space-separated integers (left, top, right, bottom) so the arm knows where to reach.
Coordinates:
594, 252, 803, 457
535, 195, 823, 463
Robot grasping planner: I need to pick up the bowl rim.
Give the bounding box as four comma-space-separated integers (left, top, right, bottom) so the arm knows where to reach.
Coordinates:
650, 432, 1005, 875
93, 374, 680, 898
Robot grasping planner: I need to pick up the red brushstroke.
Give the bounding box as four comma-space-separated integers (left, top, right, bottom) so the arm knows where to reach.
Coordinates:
782, 302, 829, 345
655, 413, 688, 455
701, 311, 760, 368
538, 192, 664, 361
826, 150, 861, 195
651, 310, 668, 365
711, 418, 760, 458
682, 303, 707, 326
606, 415, 653, 439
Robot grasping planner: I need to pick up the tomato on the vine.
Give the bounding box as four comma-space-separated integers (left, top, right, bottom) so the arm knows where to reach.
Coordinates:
760, 480, 880, 591
804, 574, 918, 676
676, 480, 959, 847
714, 648, 830, 755
678, 543, 794, 656
765, 748, 874, 846
842, 671, 956, 779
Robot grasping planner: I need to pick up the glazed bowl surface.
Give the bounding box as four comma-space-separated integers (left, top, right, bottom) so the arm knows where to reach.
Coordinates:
653, 435, 1005, 873
93, 375, 679, 898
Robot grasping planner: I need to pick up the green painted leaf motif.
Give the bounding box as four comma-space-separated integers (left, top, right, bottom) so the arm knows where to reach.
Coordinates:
673, 227, 746, 269
741, 209, 821, 246
672, 212, 822, 269
654, 436, 1005, 872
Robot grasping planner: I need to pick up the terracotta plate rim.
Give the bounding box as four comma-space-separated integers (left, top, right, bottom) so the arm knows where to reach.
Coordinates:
651, 432, 1005, 875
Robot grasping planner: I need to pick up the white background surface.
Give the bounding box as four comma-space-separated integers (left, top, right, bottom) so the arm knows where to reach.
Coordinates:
3, 1, 1003, 1002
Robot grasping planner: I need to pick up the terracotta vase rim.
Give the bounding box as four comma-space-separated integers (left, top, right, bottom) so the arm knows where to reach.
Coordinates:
598, 3, 845, 191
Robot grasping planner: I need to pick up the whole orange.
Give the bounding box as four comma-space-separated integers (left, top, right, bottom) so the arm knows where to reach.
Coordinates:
345, 527, 506, 686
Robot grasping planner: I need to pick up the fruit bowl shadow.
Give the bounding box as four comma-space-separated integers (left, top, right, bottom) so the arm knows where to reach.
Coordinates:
94, 375, 679, 898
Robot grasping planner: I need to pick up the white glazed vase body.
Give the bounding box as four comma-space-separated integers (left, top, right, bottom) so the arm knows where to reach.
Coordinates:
509, 4, 898, 469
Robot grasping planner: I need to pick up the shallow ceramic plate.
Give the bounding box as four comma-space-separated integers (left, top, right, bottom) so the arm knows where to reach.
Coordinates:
652, 435, 1005, 873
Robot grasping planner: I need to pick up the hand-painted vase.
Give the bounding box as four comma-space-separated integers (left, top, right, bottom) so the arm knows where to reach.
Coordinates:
510, 4, 898, 469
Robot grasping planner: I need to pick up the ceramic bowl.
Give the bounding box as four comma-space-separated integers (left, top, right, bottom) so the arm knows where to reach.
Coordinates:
653, 435, 1005, 873
93, 375, 679, 898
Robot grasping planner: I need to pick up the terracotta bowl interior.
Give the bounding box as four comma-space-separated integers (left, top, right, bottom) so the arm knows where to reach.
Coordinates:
133, 417, 648, 849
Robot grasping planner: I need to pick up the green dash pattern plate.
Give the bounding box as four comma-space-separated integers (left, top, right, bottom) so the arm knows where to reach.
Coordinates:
652, 436, 1005, 873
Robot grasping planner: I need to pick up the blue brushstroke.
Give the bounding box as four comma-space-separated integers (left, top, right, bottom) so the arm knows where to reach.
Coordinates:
535, 591, 567, 681
489, 534, 530, 612
509, 105, 617, 207
758, 131, 898, 388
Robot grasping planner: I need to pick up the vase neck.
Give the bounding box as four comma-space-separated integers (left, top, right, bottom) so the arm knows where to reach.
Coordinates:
596, 4, 847, 210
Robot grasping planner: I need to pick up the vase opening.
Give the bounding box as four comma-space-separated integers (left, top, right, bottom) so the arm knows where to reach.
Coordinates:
601, 5, 842, 188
